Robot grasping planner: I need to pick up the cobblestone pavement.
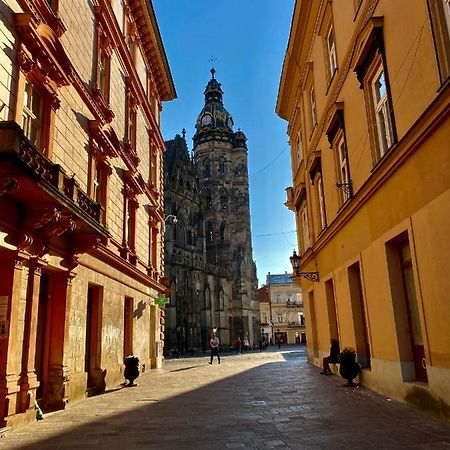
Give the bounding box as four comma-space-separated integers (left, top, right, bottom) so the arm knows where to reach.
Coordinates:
1, 346, 450, 450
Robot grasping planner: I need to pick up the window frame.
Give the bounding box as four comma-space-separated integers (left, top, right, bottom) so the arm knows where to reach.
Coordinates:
326, 25, 338, 80
309, 86, 317, 130
335, 131, 351, 204
427, 0, 450, 83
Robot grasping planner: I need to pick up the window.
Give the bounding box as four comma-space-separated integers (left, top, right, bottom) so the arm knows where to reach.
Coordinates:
219, 189, 227, 209
326, 26, 338, 78
371, 67, 394, 157
150, 149, 158, 186
427, 0, 450, 81
353, 20, 397, 164
22, 79, 42, 147
336, 134, 351, 203
203, 159, 211, 178
219, 222, 226, 241
309, 87, 317, 129
296, 293, 304, 306
316, 174, 327, 230
204, 189, 212, 210
296, 132, 303, 166
276, 294, 281, 304
207, 221, 214, 243
127, 104, 137, 149
219, 159, 226, 175
277, 313, 283, 323
300, 205, 311, 251
97, 52, 111, 103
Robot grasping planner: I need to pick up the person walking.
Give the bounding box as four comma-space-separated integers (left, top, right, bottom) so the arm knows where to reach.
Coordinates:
209, 332, 221, 365
243, 336, 250, 353
235, 337, 242, 354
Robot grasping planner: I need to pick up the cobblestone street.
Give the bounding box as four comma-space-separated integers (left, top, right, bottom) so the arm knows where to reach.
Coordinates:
1, 346, 449, 450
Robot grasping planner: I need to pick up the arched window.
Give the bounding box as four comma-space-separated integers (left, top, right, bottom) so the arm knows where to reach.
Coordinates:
203, 159, 211, 178
207, 221, 214, 243
219, 158, 226, 175
204, 189, 212, 210
219, 189, 227, 210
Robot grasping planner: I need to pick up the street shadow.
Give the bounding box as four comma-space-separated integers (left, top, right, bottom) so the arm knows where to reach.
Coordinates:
3, 355, 450, 450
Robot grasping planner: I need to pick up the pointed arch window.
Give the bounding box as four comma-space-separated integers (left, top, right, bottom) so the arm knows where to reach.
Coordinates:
219, 158, 226, 175
219, 189, 228, 210
219, 221, 226, 241
207, 221, 214, 243
204, 189, 212, 210
203, 159, 211, 178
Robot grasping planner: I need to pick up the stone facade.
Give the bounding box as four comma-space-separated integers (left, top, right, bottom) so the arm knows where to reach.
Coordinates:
164, 71, 260, 351
0, 0, 175, 429
277, 0, 450, 419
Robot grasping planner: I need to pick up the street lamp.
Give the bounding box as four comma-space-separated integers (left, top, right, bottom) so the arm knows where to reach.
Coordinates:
165, 214, 178, 224
289, 250, 319, 282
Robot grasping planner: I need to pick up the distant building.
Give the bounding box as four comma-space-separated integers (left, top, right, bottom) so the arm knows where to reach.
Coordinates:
265, 273, 305, 345
277, 0, 450, 418
257, 285, 271, 344
164, 70, 260, 351
0, 0, 175, 429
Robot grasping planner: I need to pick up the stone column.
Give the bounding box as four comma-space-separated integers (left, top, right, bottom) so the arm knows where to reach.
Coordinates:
0, 253, 27, 427
17, 258, 46, 415
43, 271, 73, 411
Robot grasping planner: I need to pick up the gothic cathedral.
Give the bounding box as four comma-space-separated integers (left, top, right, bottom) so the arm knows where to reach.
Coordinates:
164, 69, 259, 353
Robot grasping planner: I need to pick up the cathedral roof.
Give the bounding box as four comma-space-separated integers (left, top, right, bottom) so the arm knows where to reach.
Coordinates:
164, 131, 192, 174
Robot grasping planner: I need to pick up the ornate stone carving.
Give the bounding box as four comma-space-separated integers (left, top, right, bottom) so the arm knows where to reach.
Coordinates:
0, 176, 19, 198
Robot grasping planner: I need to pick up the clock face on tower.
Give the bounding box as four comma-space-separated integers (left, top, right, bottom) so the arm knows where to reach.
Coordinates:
201, 114, 212, 126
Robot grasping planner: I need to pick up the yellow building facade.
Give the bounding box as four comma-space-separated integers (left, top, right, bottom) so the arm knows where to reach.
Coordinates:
263, 273, 305, 345
277, 0, 450, 419
0, 0, 175, 429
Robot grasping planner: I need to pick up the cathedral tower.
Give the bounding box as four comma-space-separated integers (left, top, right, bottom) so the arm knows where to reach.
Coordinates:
193, 69, 259, 346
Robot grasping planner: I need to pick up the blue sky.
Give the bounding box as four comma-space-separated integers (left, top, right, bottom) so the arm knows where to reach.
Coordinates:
154, 0, 296, 286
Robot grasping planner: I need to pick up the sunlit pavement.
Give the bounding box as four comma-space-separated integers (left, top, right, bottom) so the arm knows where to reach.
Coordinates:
1, 345, 450, 450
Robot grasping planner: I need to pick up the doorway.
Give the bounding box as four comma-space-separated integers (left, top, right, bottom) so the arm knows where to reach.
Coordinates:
85, 285, 102, 391
123, 297, 133, 357
35, 273, 50, 401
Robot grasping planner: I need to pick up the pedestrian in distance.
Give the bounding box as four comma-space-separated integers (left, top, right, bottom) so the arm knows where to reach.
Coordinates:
320, 338, 340, 375
209, 331, 221, 365
235, 336, 242, 354
243, 336, 250, 353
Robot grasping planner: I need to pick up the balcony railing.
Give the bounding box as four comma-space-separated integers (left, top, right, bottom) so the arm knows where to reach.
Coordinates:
286, 301, 304, 307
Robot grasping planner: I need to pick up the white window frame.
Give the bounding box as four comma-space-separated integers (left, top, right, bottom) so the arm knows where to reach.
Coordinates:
326, 26, 337, 77
300, 205, 311, 251
317, 174, 327, 230
371, 66, 393, 156
277, 313, 283, 323
336, 135, 350, 202
276, 294, 282, 304
22, 79, 42, 147
444, 0, 450, 34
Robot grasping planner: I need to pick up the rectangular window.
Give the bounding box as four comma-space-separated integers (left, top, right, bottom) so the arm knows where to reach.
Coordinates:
277, 313, 283, 323
276, 294, 281, 304
309, 87, 317, 129
296, 132, 303, 166
97, 52, 111, 103
371, 67, 394, 156
300, 205, 310, 251
317, 174, 327, 230
326, 26, 337, 78
427, 0, 450, 81
336, 135, 350, 202
22, 79, 42, 147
